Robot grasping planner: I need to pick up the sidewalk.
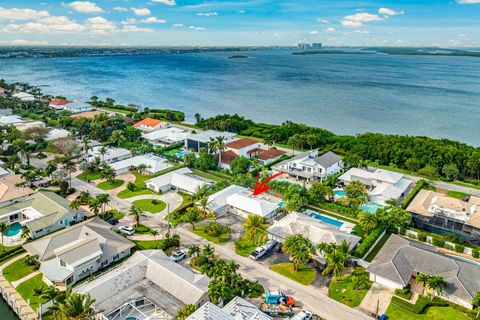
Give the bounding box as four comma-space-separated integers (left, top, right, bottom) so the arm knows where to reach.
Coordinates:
11, 270, 41, 288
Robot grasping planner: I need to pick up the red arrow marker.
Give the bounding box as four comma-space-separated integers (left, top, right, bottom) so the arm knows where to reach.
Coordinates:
253, 172, 288, 196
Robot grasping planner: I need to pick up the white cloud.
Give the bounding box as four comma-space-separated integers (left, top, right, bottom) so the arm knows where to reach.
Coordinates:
139, 17, 166, 24
0, 39, 48, 45
151, 0, 176, 5
189, 26, 206, 30
379, 8, 404, 16
122, 25, 154, 33
131, 7, 151, 16
197, 12, 218, 16
456, 0, 480, 3
317, 18, 330, 24
121, 18, 137, 25
2, 15, 85, 33
113, 7, 128, 12
239, 10, 246, 14
325, 27, 336, 32
172, 23, 184, 27
342, 12, 383, 28
86, 16, 116, 34
308, 30, 318, 35
353, 30, 369, 34
0, 6, 49, 20
65, 1, 103, 14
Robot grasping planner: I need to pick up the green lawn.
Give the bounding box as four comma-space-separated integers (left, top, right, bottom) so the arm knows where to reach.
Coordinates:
269, 263, 317, 286
452, 181, 480, 191
447, 191, 469, 199
191, 169, 225, 182
77, 170, 102, 181
2, 257, 37, 282
98, 107, 131, 115
96, 179, 124, 190
132, 199, 167, 213
16, 274, 48, 310
190, 225, 230, 244
133, 239, 165, 250
117, 188, 155, 199
365, 233, 391, 262
328, 267, 372, 307
386, 303, 472, 320
234, 225, 269, 257
133, 224, 152, 234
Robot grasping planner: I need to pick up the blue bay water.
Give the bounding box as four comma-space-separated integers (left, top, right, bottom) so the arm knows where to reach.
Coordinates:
0, 50, 479, 145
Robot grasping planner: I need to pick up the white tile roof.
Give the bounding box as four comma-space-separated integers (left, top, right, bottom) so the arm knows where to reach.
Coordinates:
142, 127, 186, 141
13, 92, 35, 101
207, 185, 244, 213
87, 146, 131, 162
110, 154, 171, 173
0, 115, 24, 125
186, 130, 236, 144
188, 297, 272, 320
146, 167, 212, 194
46, 128, 71, 141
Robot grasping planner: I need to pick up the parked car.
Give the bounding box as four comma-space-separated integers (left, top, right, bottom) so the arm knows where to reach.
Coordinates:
170, 250, 186, 262
264, 239, 277, 251
119, 225, 135, 236
32, 176, 43, 182
250, 246, 268, 261
39, 182, 50, 188
275, 243, 283, 253
291, 310, 313, 320
106, 218, 119, 225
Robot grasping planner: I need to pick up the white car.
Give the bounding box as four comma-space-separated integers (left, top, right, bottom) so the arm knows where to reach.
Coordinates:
249, 246, 268, 261
291, 310, 313, 320
119, 226, 135, 236
170, 250, 186, 262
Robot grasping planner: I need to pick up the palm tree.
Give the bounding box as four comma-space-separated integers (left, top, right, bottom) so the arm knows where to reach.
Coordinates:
109, 130, 126, 147
215, 136, 227, 165
416, 273, 431, 294
77, 191, 91, 205
202, 244, 215, 257
0, 222, 9, 253
188, 245, 201, 258
99, 164, 116, 184
88, 199, 101, 216
192, 184, 209, 201
176, 304, 197, 320
185, 207, 201, 230
42, 285, 60, 320
352, 274, 369, 290
33, 286, 45, 314
81, 137, 91, 160
243, 214, 264, 241
21, 228, 31, 240
5, 154, 21, 171
129, 205, 146, 227
60, 292, 96, 320
472, 291, 480, 318
263, 135, 274, 148
96, 193, 110, 215
98, 146, 107, 162
207, 137, 218, 155
198, 196, 210, 216
63, 159, 76, 188
282, 234, 313, 271
194, 113, 202, 125
70, 198, 82, 223
427, 275, 446, 299
358, 211, 378, 236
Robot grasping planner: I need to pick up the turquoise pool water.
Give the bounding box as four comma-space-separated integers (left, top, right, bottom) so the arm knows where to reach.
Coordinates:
4, 222, 22, 237
278, 201, 286, 207
176, 151, 188, 157
361, 203, 384, 213
307, 212, 344, 228
334, 189, 346, 197
125, 317, 138, 320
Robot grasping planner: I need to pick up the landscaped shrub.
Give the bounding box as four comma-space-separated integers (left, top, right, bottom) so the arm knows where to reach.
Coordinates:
151, 199, 159, 205
444, 233, 460, 244
0, 247, 26, 264
402, 180, 427, 209
314, 201, 359, 219
400, 227, 406, 235
455, 244, 465, 253
390, 296, 448, 314
417, 231, 427, 242
472, 249, 479, 258
444, 243, 454, 250
354, 226, 386, 258
394, 286, 413, 300
432, 236, 445, 248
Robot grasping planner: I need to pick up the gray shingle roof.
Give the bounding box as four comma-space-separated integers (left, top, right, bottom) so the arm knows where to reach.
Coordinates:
366, 235, 480, 302
313, 151, 342, 168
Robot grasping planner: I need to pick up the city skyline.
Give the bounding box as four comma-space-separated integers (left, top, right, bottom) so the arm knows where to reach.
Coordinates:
0, 0, 479, 47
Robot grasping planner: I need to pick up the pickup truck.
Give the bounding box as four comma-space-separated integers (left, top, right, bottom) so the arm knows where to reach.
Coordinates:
249, 240, 277, 261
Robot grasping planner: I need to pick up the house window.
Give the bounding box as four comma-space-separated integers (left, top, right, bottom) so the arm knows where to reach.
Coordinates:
59, 259, 66, 267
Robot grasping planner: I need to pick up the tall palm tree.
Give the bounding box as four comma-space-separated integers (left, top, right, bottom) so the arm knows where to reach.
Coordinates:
70, 198, 82, 224
202, 244, 215, 257
185, 207, 201, 230
192, 185, 209, 202
95, 193, 110, 215
243, 214, 265, 241
198, 196, 210, 216
77, 191, 91, 205
33, 286, 45, 314
99, 164, 116, 185
42, 285, 60, 320
282, 234, 313, 271
129, 205, 146, 227
109, 130, 126, 147
207, 138, 218, 155
88, 199, 101, 216
194, 113, 202, 125
5, 154, 21, 171
216, 136, 227, 166
150, 229, 159, 240
322, 247, 349, 279
60, 292, 96, 320
0, 222, 9, 253
63, 159, 76, 188
358, 211, 378, 236
188, 245, 200, 258
81, 137, 91, 160
416, 273, 431, 294
98, 146, 107, 162
176, 304, 197, 320
263, 135, 274, 149
427, 275, 447, 299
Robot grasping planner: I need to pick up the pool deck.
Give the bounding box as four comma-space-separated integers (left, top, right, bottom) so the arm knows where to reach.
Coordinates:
308, 211, 355, 234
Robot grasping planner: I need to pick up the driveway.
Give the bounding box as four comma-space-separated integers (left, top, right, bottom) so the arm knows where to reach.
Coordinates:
358, 283, 394, 317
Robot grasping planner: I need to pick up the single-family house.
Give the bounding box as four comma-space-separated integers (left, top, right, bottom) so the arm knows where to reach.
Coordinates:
141, 127, 189, 146
110, 154, 171, 175
134, 118, 168, 132
49, 99, 91, 113
218, 138, 286, 169
0, 115, 24, 125
24, 217, 135, 288
226, 138, 262, 157
74, 250, 211, 319
146, 167, 214, 194
87, 146, 132, 164
207, 185, 280, 219
13, 92, 35, 101
185, 130, 237, 152
0, 175, 34, 207
338, 168, 412, 205
272, 150, 342, 183
407, 190, 480, 245
0, 191, 87, 239
367, 234, 480, 309
267, 212, 360, 249
188, 296, 272, 320
45, 128, 71, 141
70, 110, 104, 119
0, 108, 12, 116
14, 121, 46, 132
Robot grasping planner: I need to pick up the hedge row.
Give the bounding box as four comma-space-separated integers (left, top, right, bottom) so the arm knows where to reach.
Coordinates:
390, 295, 448, 314
315, 201, 359, 219
250, 154, 292, 176
0, 246, 26, 264
402, 180, 427, 209
354, 226, 386, 258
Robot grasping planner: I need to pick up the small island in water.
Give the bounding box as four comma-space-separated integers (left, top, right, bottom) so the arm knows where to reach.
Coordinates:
228, 55, 249, 59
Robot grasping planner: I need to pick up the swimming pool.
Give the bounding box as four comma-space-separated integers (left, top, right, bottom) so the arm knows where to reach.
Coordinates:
176, 151, 188, 157
307, 212, 344, 228
4, 222, 22, 237
334, 189, 346, 197
361, 203, 384, 213
278, 201, 286, 207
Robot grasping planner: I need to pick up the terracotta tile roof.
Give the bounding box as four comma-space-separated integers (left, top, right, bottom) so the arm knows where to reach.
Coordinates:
71, 111, 103, 119
220, 150, 238, 165
247, 147, 265, 154
226, 138, 259, 150
258, 148, 286, 160
49, 99, 71, 106
134, 118, 163, 128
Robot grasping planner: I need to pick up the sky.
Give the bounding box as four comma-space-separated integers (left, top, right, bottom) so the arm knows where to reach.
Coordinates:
0, 0, 479, 47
